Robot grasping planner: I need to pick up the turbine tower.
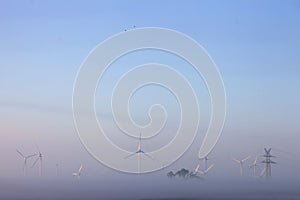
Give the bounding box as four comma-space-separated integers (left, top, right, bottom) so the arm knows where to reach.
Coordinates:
125, 132, 153, 174
261, 148, 276, 178
232, 156, 251, 176
16, 149, 36, 176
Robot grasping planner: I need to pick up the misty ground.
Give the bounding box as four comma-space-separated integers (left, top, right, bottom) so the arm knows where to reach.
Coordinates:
0, 176, 299, 200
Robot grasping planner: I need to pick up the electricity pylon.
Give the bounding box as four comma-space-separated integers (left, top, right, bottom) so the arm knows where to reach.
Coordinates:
261, 148, 276, 178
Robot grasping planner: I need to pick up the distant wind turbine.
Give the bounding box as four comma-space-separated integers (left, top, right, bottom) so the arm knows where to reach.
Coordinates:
16, 149, 36, 176
249, 156, 260, 176
56, 163, 59, 176
31, 144, 43, 176
232, 156, 251, 176
200, 156, 215, 171
73, 164, 83, 180
125, 132, 153, 174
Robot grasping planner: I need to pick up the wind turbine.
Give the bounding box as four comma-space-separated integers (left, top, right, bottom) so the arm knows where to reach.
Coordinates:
232, 156, 251, 176
72, 164, 83, 180
16, 149, 36, 176
249, 156, 260, 176
125, 132, 153, 174
200, 156, 214, 171
31, 144, 43, 176
56, 163, 59, 176
194, 163, 214, 175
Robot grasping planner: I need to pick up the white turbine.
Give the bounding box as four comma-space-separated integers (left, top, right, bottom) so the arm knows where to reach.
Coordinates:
16, 149, 36, 176
31, 144, 43, 176
73, 164, 83, 179
249, 156, 260, 176
194, 164, 214, 175
232, 156, 251, 176
200, 156, 213, 171
125, 133, 153, 174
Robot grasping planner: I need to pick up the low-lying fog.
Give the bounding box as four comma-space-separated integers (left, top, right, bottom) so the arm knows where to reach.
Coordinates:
1, 175, 299, 200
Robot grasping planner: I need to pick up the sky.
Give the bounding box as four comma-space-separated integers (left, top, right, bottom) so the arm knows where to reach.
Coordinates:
0, 0, 300, 199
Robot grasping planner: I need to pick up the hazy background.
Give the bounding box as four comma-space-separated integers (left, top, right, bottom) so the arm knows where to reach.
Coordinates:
0, 0, 300, 199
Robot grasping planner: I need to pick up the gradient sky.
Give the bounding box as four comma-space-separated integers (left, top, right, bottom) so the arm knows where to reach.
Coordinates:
0, 0, 300, 185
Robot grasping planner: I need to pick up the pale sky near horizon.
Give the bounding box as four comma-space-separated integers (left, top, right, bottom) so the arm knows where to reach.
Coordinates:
0, 0, 300, 182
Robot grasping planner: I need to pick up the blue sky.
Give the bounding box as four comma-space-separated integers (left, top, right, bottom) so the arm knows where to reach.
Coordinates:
0, 0, 300, 181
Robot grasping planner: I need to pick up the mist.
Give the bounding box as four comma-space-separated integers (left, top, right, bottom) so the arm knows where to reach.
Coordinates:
1, 0, 300, 199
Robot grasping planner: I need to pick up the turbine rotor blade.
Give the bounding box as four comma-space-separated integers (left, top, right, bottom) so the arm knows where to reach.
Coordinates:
124, 152, 137, 159
242, 156, 251, 162
31, 157, 39, 168
78, 165, 83, 173
27, 154, 37, 158
254, 155, 259, 163
194, 164, 200, 173
260, 167, 267, 177
205, 164, 214, 173
199, 171, 205, 175
232, 157, 240, 163
16, 149, 25, 158
143, 152, 154, 160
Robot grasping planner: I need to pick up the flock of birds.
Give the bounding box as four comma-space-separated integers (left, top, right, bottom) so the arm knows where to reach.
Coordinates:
124, 25, 136, 32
